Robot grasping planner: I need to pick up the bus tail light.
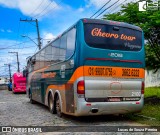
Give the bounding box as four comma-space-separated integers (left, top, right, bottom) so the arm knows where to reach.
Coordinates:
77, 80, 85, 94
83, 19, 87, 23
141, 81, 144, 94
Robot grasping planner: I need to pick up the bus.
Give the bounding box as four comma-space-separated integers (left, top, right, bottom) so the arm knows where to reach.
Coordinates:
25, 18, 145, 117
12, 72, 26, 93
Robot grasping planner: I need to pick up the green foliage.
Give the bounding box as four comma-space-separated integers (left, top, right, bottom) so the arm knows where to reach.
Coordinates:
144, 87, 160, 98
103, 2, 160, 70
126, 104, 160, 126
126, 87, 160, 126
145, 45, 160, 71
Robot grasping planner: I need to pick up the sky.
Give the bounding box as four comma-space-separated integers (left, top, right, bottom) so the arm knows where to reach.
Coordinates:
0, 0, 134, 78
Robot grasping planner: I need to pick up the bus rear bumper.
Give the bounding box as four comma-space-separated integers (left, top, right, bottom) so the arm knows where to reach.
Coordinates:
74, 97, 144, 116
13, 88, 26, 93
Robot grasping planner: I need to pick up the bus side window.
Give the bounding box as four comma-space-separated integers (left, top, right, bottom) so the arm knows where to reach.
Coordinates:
45, 45, 52, 66
51, 39, 60, 64
39, 49, 45, 68
60, 34, 67, 61
34, 54, 39, 70
27, 57, 33, 72
66, 28, 76, 59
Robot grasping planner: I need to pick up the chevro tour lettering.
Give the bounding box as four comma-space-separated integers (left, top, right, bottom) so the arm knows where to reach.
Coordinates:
91, 28, 136, 41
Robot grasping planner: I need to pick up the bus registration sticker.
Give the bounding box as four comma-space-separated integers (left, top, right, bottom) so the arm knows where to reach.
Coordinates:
84, 66, 144, 78
108, 97, 121, 102
122, 68, 140, 77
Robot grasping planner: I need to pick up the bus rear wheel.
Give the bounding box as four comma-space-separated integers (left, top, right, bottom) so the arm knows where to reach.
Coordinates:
56, 96, 62, 117
48, 94, 56, 114
29, 93, 35, 104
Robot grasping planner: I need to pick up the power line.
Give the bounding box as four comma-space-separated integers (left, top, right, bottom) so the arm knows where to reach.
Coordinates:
32, 0, 55, 18
94, 0, 120, 19
20, 19, 31, 51
0, 39, 38, 50
0, 72, 8, 75
108, 0, 128, 14
35, 0, 62, 19
29, 0, 45, 16
90, 0, 111, 18
20, 18, 42, 50
0, 38, 50, 50
4, 64, 11, 80
0, 46, 36, 50
12, 53, 35, 56
34, 47, 39, 54
0, 75, 9, 77
8, 52, 20, 72
100, 0, 128, 19
15, 19, 21, 48
27, 21, 36, 27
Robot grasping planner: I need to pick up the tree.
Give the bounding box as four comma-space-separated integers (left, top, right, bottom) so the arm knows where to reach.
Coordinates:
103, 2, 160, 70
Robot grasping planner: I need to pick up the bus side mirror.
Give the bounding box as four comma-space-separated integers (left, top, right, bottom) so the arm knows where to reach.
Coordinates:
23, 69, 28, 77
31, 58, 36, 65
23, 70, 26, 77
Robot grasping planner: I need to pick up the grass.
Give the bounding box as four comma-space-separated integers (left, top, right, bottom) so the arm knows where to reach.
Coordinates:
126, 87, 160, 126
144, 87, 160, 98
141, 104, 160, 120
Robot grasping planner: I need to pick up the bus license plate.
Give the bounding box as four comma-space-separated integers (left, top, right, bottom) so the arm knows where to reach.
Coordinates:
108, 98, 121, 102
122, 68, 140, 77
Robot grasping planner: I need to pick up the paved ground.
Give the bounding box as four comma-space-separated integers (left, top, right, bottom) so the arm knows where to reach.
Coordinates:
0, 90, 159, 135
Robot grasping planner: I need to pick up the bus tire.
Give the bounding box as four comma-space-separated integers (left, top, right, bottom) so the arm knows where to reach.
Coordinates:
56, 96, 62, 117
48, 94, 56, 114
29, 92, 35, 104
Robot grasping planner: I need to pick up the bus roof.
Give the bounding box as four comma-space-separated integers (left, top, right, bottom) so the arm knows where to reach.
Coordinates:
28, 18, 142, 62
13, 72, 23, 78
80, 18, 142, 31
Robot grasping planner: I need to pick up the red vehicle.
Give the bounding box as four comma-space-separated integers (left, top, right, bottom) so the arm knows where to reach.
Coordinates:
12, 72, 26, 93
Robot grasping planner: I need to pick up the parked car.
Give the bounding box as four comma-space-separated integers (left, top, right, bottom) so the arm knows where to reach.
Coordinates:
8, 81, 12, 91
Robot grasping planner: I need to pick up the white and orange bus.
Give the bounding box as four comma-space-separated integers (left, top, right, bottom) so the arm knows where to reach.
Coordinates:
24, 19, 145, 117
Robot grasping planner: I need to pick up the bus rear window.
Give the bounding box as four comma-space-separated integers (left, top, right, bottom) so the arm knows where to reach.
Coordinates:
84, 24, 142, 51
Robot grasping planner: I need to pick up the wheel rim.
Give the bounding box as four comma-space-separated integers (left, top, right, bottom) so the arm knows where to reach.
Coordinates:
29, 93, 31, 99
56, 97, 61, 114
29, 93, 32, 102
49, 95, 53, 110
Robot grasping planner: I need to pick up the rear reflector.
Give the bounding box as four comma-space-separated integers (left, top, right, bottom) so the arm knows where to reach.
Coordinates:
86, 103, 91, 106
83, 19, 87, 23
77, 80, 85, 94
141, 81, 144, 94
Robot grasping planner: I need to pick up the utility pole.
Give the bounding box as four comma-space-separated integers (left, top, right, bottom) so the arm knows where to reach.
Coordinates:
8, 52, 20, 72
4, 64, 11, 80
20, 18, 42, 50
35, 19, 41, 50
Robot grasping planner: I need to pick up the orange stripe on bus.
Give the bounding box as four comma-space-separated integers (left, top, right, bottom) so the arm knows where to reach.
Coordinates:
46, 66, 84, 92
47, 85, 65, 91
46, 66, 145, 92
32, 66, 49, 75
83, 66, 145, 78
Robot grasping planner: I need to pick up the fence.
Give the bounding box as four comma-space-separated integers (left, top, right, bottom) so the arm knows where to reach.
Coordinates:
145, 70, 160, 87
0, 84, 7, 90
